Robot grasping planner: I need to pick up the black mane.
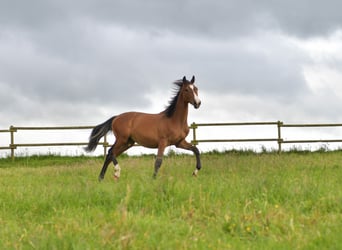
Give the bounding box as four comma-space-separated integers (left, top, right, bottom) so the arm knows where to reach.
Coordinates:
163, 79, 184, 118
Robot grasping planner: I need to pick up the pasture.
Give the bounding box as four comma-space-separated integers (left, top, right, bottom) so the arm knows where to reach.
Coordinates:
0, 151, 341, 249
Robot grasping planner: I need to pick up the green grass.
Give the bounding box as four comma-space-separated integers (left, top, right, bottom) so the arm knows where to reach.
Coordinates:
0, 151, 341, 249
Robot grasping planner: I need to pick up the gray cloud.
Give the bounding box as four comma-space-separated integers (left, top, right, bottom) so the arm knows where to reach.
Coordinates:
1, 0, 342, 129
73, 0, 342, 38
2, 1, 342, 37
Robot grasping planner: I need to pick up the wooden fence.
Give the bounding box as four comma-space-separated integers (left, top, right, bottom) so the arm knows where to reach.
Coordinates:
0, 126, 108, 160
1, 121, 342, 159
190, 121, 342, 151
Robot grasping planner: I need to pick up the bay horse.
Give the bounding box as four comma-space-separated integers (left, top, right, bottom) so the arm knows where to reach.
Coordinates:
85, 76, 202, 181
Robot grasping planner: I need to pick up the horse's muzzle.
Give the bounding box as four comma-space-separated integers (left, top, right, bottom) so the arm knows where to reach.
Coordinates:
194, 101, 201, 109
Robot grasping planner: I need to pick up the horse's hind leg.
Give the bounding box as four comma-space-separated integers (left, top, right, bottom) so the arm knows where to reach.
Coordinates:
99, 138, 134, 181
98, 146, 114, 181
153, 142, 167, 178
112, 153, 121, 180
98, 143, 123, 181
112, 139, 135, 180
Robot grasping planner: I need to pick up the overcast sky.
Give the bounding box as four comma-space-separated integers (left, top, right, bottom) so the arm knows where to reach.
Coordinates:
1, 1, 342, 143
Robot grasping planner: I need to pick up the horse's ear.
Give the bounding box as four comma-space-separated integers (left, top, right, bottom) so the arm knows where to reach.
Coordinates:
183, 76, 187, 82
191, 75, 195, 83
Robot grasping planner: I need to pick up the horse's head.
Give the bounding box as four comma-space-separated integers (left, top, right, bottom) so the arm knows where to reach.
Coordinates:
182, 76, 201, 109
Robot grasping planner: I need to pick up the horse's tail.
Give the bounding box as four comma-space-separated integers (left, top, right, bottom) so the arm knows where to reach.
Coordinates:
85, 116, 116, 152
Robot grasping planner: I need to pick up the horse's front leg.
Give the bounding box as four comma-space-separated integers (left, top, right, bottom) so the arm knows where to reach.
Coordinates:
176, 139, 201, 176
153, 142, 167, 178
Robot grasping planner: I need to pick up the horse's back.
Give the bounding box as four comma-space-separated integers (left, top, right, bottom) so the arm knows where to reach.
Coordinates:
113, 111, 161, 126
112, 111, 163, 148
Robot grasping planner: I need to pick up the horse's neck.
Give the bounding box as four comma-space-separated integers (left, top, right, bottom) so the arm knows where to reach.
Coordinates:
172, 98, 189, 126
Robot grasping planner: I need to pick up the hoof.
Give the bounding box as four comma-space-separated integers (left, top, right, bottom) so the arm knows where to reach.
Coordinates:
192, 169, 199, 177
98, 176, 104, 182
113, 175, 119, 181
152, 172, 158, 179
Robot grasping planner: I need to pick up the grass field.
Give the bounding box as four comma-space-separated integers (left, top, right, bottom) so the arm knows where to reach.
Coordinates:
0, 151, 341, 249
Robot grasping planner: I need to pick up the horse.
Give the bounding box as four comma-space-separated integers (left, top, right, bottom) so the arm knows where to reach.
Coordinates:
85, 76, 202, 181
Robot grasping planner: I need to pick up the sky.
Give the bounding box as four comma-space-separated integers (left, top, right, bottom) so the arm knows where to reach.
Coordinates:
1, 0, 342, 154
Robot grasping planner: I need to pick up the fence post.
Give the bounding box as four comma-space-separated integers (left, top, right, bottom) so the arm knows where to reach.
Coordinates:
191, 122, 198, 145
10, 125, 17, 160
277, 121, 283, 154
103, 133, 108, 159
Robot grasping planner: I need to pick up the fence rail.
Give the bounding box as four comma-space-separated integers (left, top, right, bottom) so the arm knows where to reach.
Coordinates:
1, 121, 342, 159
190, 121, 281, 146
0, 125, 110, 160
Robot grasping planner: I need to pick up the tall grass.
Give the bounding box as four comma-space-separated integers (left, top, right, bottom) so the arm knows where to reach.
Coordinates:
0, 151, 341, 249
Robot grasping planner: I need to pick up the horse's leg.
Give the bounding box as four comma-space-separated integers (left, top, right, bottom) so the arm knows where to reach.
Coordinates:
98, 139, 134, 181
98, 146, 114, 181
111, 138, 134, 180
153, 142, 167, 178
176, 139, 201, 176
